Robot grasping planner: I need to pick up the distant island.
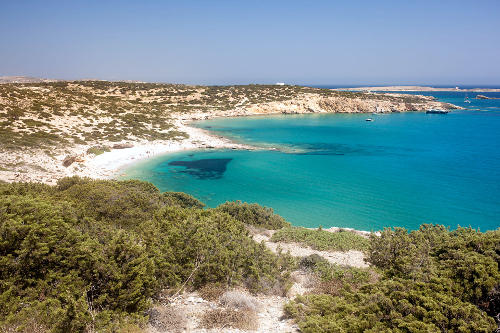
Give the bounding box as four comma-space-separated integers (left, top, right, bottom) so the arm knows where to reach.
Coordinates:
0, 75, 58, 84
336, 85, 500, 92
476, 94, 500, 99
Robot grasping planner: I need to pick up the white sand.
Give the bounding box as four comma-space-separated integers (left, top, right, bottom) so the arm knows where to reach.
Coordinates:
75, 120, 254, 180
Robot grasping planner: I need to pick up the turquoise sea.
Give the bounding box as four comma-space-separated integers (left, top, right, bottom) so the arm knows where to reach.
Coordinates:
122, 91, 500, 231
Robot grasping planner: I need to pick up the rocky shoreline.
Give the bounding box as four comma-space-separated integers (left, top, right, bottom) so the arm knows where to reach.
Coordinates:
178, 92, 457, 121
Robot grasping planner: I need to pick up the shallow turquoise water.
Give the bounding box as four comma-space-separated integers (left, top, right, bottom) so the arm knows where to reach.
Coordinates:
123, 91, 500, 231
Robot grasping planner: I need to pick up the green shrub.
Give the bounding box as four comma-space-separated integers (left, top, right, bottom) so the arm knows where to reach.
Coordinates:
86, 145, 111, 155
286, 278, 496, 332
163, 191, 205, 209
298, 254, 330, 270
271, 226, 369, 251
368, 224, 500, 312
150, 206, 293, 291
216, 200, 290, 229
0, 178, 293, 332
286, 224, 500, 331
0, 195, 154, 332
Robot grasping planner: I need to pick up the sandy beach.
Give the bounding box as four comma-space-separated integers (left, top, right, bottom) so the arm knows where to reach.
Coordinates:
77, 119, 255, 180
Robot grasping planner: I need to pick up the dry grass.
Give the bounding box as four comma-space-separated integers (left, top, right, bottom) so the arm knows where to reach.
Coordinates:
219, 290, 260, 312
291, 270, 318, 289
200, 308, 258, 330
147, 305, 187, 333
116, 324, 146, 333
248, 275, 290, 296
311, 279, 344, 296
1, 320, 48, 333
246, 224, 275, 238
198, 283, 226, 301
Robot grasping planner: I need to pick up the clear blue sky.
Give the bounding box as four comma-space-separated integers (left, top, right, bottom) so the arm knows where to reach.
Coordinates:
1, 0, 499, 85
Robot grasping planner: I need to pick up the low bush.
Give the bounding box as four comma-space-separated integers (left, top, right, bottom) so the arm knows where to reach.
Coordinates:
163, 191, 205, 209
200, 308, 257, 330
298, 254, 376, 296
219, 291, 259, 312
286, 224, 499, 332
216, 200, 290, 229
298, 253, 330, 270
0, 178, 293, 332
271, 226, 370, 252
147, 306, 186, 333
198, 283, 226, 301
152, 207, 293, 291
286, 278, 496, 332
86, 145, 111, 155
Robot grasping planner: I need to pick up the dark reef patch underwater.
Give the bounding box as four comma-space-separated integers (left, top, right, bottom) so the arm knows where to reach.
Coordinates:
168, 158, 232, 180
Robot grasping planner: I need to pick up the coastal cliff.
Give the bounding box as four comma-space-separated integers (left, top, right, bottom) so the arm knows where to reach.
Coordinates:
0, 81, 458, 183
225, 93, 450, 117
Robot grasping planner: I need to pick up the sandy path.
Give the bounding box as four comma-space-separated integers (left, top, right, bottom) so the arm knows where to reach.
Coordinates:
146, 231, 368, 332
252, 234, 368, 268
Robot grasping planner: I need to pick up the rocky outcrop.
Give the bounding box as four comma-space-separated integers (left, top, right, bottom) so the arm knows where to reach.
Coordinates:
202, 93, 458, 119
475, 95, 499, 100
62, 155, 77, 167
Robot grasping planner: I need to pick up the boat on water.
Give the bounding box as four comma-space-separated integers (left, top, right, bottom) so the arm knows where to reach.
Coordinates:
365, 118, 374, 121
426, 109, 449, 114
464, 93, 471, 103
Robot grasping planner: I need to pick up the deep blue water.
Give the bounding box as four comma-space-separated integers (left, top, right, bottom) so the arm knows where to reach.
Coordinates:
122, 91, 500, 231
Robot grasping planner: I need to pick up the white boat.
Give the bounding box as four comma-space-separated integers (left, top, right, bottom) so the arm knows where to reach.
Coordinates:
365, 118, 373, 121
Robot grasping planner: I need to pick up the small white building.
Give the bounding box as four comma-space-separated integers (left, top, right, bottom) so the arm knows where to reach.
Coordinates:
275, 82, 285, 86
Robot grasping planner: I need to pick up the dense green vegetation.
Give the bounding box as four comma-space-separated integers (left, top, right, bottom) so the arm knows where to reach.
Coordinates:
286, 225, 500, 332
0, 178, 294, 332
1, 177, 498, 332
216, 200, 290, 230
271, 226, 370, 251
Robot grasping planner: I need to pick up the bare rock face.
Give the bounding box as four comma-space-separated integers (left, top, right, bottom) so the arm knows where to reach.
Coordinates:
475, 95, 499, 100
234, 93, 456, 116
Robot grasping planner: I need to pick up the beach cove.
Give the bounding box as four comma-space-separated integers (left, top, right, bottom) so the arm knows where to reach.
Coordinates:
121, 91, 500, 231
